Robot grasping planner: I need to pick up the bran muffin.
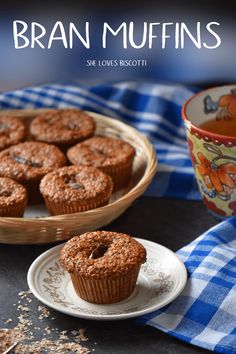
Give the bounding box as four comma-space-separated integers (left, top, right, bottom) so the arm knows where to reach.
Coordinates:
40, 165, 113, 215
30, 109, 96, 148
0, 115, 27, 151
0, 142, 67, 203
60, 231, 146, 304
0, 177, 27, 217
67, 136, 135, 191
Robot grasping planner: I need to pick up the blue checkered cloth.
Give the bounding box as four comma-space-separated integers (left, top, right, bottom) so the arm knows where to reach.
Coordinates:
140, 217, 236, 354
0, 81, 200, 200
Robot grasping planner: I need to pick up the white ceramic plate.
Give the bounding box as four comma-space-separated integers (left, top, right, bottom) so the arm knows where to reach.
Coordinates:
27, 239, 187, 321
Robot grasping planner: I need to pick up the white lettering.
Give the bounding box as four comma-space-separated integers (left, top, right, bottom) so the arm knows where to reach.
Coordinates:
180, 22, 201, 49
48, 21, 67, 49
69, 22, 90, 49
203, 22, 221, 49
13, 20, 29, 49
149, 23, 160, 49
129, 22, 147, 49
31, 22, 46, 48
103, 22, 127, 49
162, 23, 173, 49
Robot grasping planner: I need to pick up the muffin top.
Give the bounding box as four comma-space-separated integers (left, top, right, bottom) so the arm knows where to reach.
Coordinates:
0, 115, 27, 151
67, 136, 135, 168
40, 165, 113, 204
0, 142, 67, 182
30, 109, 96, 145
60, 231, 146, 278
0, 177, 27, 207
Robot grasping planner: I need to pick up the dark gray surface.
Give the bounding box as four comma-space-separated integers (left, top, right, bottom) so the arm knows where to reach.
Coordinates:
0, 197, 217, 353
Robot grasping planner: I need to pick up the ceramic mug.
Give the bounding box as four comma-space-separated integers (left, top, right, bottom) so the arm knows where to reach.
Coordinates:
182, 85, 236, 219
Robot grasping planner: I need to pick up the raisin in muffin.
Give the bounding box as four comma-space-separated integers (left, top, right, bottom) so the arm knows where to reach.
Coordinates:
40, 165, 113, 215
60, 231, 146, 304
0, 177, 27, 217
0, 115, 27, 151
67, 136, 135, 191
0, 142, 67, 203
30, 109, 96, 148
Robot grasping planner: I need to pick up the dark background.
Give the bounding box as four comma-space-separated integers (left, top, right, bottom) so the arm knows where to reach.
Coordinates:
1, 0, 236, 91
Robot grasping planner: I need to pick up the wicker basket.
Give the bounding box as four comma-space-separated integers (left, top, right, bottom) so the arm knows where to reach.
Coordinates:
0, 109, 157, 244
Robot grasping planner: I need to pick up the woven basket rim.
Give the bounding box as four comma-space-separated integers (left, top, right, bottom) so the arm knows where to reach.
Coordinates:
0, 109, 158, 224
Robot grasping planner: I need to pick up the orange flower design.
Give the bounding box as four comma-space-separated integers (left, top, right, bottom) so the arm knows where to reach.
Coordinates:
219, 93, 236, 118
196, 152, 236, 194
187, 137, 197, 165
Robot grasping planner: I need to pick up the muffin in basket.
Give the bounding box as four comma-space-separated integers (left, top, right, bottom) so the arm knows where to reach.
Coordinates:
67, 136, 135, 191
30, 109, 96, 148
40, 165, 113, 215
0, 141, 67, 203
60, 231, 146, 304
0, 115, 27, 151
0, 177, 27, 217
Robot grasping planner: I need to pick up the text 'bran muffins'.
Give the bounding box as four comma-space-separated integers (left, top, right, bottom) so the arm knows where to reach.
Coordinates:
0, 177, 27, 217
0, 115, 27, 151
40, 165, 113, 215
60, 231, 146, 304
67, 136, 135, 191
0, 141, 67, 203
30, 109, 96, 147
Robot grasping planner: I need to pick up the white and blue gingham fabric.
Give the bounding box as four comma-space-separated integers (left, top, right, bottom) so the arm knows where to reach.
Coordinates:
0, 81, 200, 200
140, 217, 236, 354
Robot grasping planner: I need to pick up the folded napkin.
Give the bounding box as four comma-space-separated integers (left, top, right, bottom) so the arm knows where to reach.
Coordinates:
140, 217, 236, 354
0, 81, 200, 200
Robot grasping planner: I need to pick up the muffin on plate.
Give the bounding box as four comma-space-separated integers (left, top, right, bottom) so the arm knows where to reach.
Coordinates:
67, 136, 135, 191
0, 177, 27, 217
0, 141, 67, 203
60, 231, 146, 304
40, 165, 113, 215
30, 109, 96, 148
0, 115, 27, 151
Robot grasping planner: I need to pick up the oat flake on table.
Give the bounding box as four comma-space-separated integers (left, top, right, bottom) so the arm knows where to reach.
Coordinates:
0, 290, 91, 354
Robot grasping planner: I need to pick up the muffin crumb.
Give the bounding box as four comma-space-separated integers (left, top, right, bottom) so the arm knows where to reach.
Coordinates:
1, 289, 91, 353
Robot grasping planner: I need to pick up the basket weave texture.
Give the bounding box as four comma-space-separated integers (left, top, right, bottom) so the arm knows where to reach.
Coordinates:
0, 109, 157, 244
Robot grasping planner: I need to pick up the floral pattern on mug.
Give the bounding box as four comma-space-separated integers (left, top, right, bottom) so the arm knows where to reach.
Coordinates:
194, 143, 236, 203
183, 85, 236, 218
187, 137, 197, 166
186, 131, 236, 217
196, 151, 236, 199
204, 88, 236, 119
